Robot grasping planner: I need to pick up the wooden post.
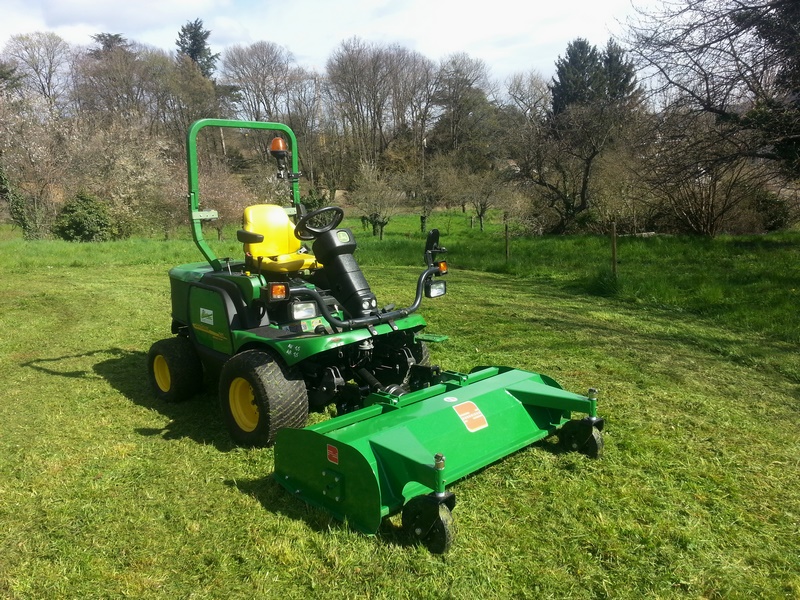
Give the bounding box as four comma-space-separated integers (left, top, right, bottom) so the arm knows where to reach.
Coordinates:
611, 221, 618, 278
504, 212, 510, 262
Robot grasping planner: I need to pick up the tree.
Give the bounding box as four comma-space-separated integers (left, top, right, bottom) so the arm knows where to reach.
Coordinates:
325, 37, 392, 165
220, 41, 294, 122
551, 38, 605, 115
427, 53, 497, 171
162, 55, 219, 149
176, 19, 219, 78
0, 61, 21, 95
460, 170, 506, 231
626, 0, 800, 175
73, 39, 173, 130
508, 39, 641, 233
639, 109, 777, 236
348, 163, 403, 239
88, 33, 131, 57
2, 32, 72, 110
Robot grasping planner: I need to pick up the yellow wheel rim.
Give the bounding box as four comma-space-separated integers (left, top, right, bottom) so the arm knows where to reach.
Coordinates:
229, 377, 259, 432
153, 355, 171, 393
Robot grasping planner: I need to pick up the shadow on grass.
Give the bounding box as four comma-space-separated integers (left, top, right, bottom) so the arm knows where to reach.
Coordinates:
20, 348, 232, 450
228, 475, 427, 551
227, 435, 571, 553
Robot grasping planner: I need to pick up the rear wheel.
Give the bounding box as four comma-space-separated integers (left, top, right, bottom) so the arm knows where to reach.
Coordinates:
147, 336, 203, 402
219, 349, 309, 447
410, 340, 430, 367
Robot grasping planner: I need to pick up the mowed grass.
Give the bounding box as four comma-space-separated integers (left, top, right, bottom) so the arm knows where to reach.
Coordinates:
0, 218, 799, 598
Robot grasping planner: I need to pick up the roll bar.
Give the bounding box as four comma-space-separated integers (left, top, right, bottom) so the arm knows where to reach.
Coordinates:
185, 119, 302, 271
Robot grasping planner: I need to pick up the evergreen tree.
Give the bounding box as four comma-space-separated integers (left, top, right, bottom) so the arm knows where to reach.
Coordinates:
88, 33, 131, 58
603, 40, 639, 106
176, 18, 219, 78
551, 38, 639, 115
550, 38, 605, 115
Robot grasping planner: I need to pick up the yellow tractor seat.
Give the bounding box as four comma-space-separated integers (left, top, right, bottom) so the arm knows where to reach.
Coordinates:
239, 204, 318, 273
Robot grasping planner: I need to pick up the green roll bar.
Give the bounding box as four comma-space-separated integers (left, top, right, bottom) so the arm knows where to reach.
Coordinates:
185, 118, 302, 271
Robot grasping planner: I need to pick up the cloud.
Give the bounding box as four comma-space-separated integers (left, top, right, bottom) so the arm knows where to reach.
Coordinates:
1, 0, 650, 81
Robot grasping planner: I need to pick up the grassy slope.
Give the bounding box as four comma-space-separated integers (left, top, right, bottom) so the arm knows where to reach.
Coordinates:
0, 222, 798, 598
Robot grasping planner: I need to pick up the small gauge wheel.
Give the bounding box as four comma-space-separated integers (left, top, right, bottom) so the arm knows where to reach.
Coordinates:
402, 497, 455, 554
560, 421, 604, 459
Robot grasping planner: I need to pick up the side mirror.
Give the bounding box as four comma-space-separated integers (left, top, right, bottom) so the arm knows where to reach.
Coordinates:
424, 229, 446, 267
425, 228, 440, 254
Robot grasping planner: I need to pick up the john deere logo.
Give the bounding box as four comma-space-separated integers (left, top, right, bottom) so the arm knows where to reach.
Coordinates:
200, 308, 214, 325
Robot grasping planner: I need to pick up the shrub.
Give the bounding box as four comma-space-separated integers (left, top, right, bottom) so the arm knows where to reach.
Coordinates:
52, 191, 113, 242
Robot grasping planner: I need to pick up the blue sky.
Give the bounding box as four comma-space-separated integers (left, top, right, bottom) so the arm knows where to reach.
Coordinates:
1, 0, 649, 82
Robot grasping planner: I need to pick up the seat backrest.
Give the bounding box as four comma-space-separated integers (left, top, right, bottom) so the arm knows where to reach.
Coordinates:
242, 204, 301, 258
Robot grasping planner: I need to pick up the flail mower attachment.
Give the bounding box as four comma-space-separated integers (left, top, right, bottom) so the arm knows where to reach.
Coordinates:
274, 365, 603, 553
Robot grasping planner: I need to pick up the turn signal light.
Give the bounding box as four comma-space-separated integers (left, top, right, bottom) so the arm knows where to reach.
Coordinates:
437, 261, 448, 274
267, 282, 289, 301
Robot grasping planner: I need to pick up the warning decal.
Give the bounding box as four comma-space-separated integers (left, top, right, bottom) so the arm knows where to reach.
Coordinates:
453, 401, 488, 432
327, 444, 339, 465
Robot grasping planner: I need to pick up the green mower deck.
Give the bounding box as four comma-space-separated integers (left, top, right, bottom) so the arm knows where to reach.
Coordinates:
275, 366, 603, 551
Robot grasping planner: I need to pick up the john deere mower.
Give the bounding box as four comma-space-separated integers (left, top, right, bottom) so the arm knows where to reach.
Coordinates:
147, 118, 604, 553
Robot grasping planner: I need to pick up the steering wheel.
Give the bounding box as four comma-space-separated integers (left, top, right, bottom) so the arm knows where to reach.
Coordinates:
294, 206, 345, 241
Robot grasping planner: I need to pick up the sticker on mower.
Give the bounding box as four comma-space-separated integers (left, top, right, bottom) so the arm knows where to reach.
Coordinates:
453, 401, 488, 432
327, 444, 339, 465
200, 308, 214, 325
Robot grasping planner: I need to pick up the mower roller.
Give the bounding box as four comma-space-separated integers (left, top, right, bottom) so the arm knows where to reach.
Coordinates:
147, 118, 604, 554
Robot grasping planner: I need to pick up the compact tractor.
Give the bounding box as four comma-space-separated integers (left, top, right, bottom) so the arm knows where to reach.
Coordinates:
147, 119, 604, 553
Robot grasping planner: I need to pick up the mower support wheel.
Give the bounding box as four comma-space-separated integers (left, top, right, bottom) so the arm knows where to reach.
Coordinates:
147, 336, 203, 402
219, 349, 309, 447
402, 496, 455, 554
559, 420, 604, 459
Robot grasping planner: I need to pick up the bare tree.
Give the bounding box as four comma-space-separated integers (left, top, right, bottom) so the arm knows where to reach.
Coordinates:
220, 41, 295, 122
72, 40, 173, 131
625, 0, 800, 175
2, 32, 72, 111
326, 37, 393, 164
348, 162, 403, 239
639, 108, 777, 236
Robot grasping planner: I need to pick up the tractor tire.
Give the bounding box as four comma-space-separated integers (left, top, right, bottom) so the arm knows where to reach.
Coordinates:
218, 349, 309, 447
147, 336, 204, 403
411, 340, 430, 367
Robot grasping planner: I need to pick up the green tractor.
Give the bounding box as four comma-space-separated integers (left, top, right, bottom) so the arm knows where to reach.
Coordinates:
148, 119, 604, 553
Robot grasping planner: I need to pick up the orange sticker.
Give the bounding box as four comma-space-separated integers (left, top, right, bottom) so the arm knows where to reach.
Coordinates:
327, 444, 339, 464
453, 401, 488, 432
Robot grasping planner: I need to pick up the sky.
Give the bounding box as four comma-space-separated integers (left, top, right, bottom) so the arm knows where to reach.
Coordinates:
0, 0, 651, 83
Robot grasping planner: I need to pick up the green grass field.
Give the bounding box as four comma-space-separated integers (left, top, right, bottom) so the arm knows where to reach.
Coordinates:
1, 215, 798, 598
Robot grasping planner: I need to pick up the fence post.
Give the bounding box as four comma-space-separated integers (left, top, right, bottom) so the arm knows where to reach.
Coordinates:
611, 221, 618, 279
504, 212, 510, 262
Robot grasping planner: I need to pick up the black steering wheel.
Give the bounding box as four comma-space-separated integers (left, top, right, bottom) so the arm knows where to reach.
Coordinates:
294, 206, 345, 241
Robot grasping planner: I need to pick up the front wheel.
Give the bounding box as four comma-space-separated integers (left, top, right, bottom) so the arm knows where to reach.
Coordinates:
218, 350, 309, 447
